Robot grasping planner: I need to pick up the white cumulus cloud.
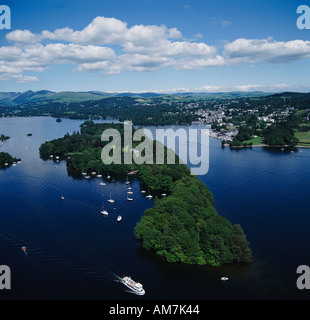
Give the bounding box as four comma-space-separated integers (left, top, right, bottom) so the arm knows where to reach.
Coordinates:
2, 16, 310, 84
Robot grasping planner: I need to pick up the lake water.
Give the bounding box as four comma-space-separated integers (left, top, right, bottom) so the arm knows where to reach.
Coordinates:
0, 117, 309, 300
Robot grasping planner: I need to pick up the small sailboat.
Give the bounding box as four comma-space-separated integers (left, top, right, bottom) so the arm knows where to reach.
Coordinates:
108, 193, 114, 203
146, 188, 153, 199
117, 215, 122, 222
61, 196, 65, 200
99, 182, 106, 186
146, 189, 152, 199
221, 277, 229, 281
101, 209, 108, 216
127, 191, 133, 195
127, 195, 133, 201
141, 190, 146, 194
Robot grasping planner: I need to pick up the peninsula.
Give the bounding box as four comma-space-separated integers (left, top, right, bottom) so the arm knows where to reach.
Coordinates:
39, 121, 252, 266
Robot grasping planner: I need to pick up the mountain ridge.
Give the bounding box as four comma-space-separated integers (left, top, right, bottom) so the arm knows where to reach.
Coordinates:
0, 90, 306, 106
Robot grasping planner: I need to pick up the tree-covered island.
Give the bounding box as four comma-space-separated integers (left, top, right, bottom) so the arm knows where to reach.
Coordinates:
39, 121, 252, 266
0, 134, 10, 142
0, 152, 20, 168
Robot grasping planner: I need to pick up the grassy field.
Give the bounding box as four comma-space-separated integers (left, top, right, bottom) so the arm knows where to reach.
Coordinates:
243, 136, 264, 145
295, 131, 310, 146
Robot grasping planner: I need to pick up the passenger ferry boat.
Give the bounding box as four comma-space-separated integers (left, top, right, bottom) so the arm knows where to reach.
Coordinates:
121, 276, 145, 295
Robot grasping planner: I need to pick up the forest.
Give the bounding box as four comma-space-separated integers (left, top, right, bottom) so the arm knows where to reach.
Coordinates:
39, 121, 252, 266
228, 114, 299, 147
135, 168, 252, 266
1, 96, 197, 125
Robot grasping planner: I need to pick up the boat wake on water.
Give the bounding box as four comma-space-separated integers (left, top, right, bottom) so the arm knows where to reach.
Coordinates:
0, 227, 114, 284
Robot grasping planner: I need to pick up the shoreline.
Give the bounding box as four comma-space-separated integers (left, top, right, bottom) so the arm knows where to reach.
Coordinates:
220, 141, 310, 149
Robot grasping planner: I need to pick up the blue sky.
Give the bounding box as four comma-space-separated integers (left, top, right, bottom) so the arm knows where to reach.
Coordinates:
0, 0, 309, 93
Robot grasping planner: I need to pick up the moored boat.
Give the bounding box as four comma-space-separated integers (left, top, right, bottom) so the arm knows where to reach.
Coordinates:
108, 192, 114, 203
101, 210, 108, 216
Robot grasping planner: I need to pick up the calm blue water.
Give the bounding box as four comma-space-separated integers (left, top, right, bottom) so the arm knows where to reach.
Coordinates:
0, 117, 309, 300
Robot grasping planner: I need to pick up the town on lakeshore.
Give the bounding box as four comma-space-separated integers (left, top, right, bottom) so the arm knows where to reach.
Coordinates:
1, 90, 309, 149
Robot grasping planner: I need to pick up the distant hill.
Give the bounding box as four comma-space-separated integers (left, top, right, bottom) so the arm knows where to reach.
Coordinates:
0, 90, 111, 106
0, 89, 301, 106
267, 92, 310, 99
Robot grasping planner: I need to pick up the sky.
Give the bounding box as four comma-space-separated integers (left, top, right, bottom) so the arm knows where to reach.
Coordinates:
0, 0, 309, 93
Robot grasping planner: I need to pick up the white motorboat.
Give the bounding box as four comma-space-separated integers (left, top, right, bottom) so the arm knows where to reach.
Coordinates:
121, 276, 145, 295
117, 215, 122, 222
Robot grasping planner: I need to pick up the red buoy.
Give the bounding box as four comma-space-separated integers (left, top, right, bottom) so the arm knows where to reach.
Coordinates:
21, 246, 26, 251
